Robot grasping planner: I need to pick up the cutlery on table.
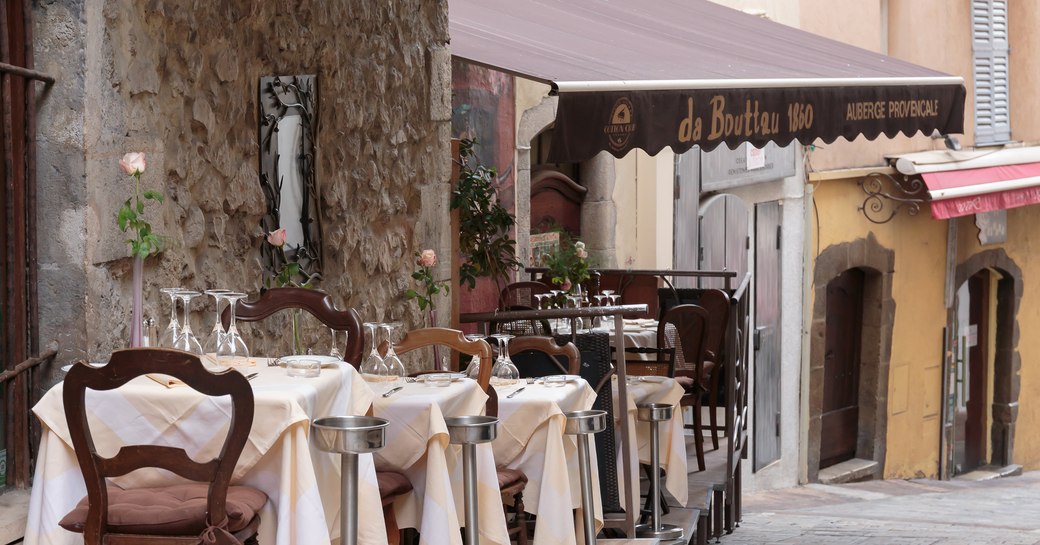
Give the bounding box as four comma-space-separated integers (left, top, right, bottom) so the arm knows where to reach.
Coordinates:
382, 386, 404, 398
244, 372, 260, 381
507, 386, 527, 399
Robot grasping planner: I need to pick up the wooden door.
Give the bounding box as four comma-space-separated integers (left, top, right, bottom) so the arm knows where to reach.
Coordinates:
964, 272, 989, 471
753, 201, 782, 471
698, 194, 748, 290
820, 269, 865, 469
672, 149, 700, 288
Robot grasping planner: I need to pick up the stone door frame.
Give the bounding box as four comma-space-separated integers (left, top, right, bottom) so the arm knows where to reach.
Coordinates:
808, 234, 894, 483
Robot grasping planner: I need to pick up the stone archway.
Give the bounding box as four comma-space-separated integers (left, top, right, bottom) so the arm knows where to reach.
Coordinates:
809, 233, 895, 482
953, 249, 1022, 468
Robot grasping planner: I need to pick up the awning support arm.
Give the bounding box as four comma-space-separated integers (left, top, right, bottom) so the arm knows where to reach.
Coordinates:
858, 172, 928, 224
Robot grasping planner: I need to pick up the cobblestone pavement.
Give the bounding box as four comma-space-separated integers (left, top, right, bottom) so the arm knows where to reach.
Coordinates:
720, 472, 1040, 544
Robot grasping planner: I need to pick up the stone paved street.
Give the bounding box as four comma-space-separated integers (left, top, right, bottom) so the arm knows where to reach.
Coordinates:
719, 472, 1040, 544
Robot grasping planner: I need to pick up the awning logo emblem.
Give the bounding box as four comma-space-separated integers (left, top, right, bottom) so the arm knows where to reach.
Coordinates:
605, 98, 636, 151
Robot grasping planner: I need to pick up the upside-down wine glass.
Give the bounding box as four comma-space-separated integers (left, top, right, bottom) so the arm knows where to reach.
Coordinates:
328, 328, 344, 360
489, 333, 519, 386
360, 322, 388, 381
216, 292, 250, 363
202, 289, 232, 355
172, 291, 204, 355
464, 333, 485, 380
159, 288, 186, 347
381, 323, 407, 384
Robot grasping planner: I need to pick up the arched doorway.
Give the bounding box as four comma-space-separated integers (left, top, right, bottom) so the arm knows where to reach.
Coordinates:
946, 250, 1021, 478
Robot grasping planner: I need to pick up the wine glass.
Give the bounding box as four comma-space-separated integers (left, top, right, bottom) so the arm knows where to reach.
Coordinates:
216, 292, 250, 363
172, 291, 203, 355
489, 333, 519, 386
159, 288, 185, 347
534, 293, 548, 310
202, 289, 232, 355
601, 290, 615, 305
328, 328, 344, 360
360, 322, 388, 381
381, 323, 407, 384
463, 333, 484, 380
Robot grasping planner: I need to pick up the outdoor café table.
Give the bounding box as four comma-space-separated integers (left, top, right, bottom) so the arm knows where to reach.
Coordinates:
602, 319, 659, 360
25, 359, 387, 545
611, 375, 689, 507
370, 378, 509, 545
494, 376, 599, 545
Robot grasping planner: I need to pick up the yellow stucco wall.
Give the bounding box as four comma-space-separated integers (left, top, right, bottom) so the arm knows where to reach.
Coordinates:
815, 176, 1040, 478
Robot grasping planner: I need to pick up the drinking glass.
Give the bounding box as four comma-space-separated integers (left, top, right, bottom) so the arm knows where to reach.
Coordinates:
381, 323, 407, 383
489, 334, 519, 386
463, 333, 484, 380
534, 293, 548, 310
159, 288, 185, 347
172, 291, 203, 355
202, 289, 232, 355
360, 322, 389, 381
601, 290, 615, 305
286, 357, 321, 378
328, 328, 344, 360
216, 292, 250, 363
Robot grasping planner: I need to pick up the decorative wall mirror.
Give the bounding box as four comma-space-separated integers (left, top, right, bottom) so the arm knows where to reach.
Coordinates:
258, 74, 322, 286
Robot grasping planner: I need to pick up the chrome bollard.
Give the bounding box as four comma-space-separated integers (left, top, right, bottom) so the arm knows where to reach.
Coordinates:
564, 409, 608, 545
312, 415, 390, 545
634, 402, 683, 541
445, 415, 499, 545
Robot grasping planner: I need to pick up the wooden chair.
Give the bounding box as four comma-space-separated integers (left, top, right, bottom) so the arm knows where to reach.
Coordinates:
623, 346, 675, 378
499, 281, 551, 309
222, 287, 364, 366
658, 304, 711, 471
60, 348, 265, 545
697, 289, 731, 451
392, 328, 528, 545
490, 305, 554, 337
508, 335, 581, 377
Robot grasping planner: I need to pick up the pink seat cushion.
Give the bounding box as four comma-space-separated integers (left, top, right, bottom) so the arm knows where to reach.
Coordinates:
59, 483, 267, 536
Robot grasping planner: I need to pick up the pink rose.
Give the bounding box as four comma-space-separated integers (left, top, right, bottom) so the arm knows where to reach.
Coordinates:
119, 152, 146, 176
419, 249, 437, 267
561, 278, 572, 291
266, 228, 287, 247
576, 248, 588, 259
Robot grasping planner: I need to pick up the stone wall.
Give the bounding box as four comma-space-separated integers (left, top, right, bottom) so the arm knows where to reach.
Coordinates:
35, 0, 451, 362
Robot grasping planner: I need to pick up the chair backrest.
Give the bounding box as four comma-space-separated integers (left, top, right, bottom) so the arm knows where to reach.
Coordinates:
508, 336, 581, 377
391, 327, 498, 414
63, 348, 253, 543
223, 287, 364, 366
657, 304, 710, 377
499, 281, 551, 308
623, 346, 676, 378
697, 289, 731, 364
490, 305, 553, 337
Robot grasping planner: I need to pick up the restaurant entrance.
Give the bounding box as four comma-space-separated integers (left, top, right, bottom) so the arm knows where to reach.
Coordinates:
952, 270, 998, 475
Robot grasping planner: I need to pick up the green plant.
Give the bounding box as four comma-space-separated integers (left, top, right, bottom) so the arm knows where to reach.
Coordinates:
542, 233, 590, 293
263, 228, 317, 289
451, 138, 520, 289
405, 249, 450, 311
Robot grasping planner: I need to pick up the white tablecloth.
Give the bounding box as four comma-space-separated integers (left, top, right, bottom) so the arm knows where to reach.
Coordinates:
612, 376, 688, 507
494, 378, 598, 545
26, 361, 386, 545
604, 320, 658, 360
371, 379, 508, 545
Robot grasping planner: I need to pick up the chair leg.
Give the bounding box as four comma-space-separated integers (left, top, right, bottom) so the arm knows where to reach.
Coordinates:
708, 368, 722, 451
384, 504, 401, 545
513, 491, 530, 545
692, 396, 706, 472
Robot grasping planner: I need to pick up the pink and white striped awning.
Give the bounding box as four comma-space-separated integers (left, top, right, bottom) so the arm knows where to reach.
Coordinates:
922, 162, 1040, 219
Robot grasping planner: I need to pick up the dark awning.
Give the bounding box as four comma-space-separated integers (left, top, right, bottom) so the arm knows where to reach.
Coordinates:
449, 0, 966, 163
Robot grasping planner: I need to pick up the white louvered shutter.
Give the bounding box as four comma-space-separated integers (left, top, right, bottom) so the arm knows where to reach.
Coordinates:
973, 0, 1010, 145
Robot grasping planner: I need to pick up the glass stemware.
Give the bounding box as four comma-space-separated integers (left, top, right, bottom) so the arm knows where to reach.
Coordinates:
172, 291, 203, 355
381, 323, 407, 384
202, 289, 232, 355
216, 292, 250, 363
159, 288, 185, 347
328, 328, 344, 360
360, 322, 389, 381
489, 333, 519, 386
463, 333, 484, 380
534, 293, 548, 310
601, 290, 615, 305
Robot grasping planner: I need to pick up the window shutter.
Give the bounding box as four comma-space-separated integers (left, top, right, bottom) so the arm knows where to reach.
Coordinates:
973, 0, 1010, 145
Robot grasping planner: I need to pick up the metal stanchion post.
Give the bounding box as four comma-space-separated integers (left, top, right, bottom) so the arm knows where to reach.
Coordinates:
634, 403, 683, 541
564, 409, 608, 545
445, 415, 499, 544
312, 416, 390, 545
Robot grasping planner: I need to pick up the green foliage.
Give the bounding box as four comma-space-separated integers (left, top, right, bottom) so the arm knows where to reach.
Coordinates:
265, 248, 316, 289
541, 231, 590, 293
404, 252, 450, 311
117, 172, 164, 259
450, 139, 520, 289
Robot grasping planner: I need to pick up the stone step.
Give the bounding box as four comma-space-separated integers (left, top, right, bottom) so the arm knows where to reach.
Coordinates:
953, 463, 1023, 481
818, 457, 879, 484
